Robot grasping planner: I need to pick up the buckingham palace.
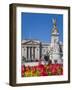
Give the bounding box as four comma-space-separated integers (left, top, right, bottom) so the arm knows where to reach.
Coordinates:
21, 40, 50, 61
21, 19, 63, 64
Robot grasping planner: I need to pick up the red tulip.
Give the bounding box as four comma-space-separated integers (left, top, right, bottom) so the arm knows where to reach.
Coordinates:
21, 63, 63, 77
21, 65, 25, 77
40, 71, 48, 76
51, 68, 57, 75
21, 65, 25, 72
31, 66, 36, 73
25, 66, 30, 71
48, 64, 53, 71
37, 64, 45, 72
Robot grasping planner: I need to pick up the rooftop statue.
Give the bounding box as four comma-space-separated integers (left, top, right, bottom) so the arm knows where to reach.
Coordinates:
52, 18, 56, 26
52, 18, 58, 33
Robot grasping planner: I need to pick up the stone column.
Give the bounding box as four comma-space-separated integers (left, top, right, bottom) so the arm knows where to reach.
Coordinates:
28, 47, 30, 61
32, 47, 33, 60
33, 47, 35, 60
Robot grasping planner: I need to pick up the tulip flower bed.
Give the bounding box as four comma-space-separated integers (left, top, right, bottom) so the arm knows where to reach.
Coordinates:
21, 64, 63, 77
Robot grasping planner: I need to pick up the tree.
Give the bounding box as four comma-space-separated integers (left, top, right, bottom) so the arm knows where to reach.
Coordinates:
22, 56, 26, 63
44, 55, 49, 61
43, 50, 50, 61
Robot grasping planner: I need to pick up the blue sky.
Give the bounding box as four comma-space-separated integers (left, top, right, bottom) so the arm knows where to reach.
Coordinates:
21, 12, 63, 43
